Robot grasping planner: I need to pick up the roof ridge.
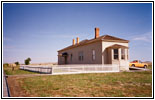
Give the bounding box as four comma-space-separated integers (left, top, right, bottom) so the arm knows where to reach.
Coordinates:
102, 34, 128, 41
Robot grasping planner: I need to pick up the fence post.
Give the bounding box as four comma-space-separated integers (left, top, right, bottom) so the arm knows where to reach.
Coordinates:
40, 68, 41, 73
111, 65, 113, 71
51, 67, 53, 74
95, 65, 97, 71
68, 67, 70, 73
118, 64, 120, 72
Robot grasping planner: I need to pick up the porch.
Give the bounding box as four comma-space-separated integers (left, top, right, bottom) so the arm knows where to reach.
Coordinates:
103, 44, 129, 70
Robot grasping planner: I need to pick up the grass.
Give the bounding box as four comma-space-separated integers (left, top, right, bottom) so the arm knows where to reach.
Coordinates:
147, 65, 152, 70
3, 65, 37, 75
15, 71, 152, 97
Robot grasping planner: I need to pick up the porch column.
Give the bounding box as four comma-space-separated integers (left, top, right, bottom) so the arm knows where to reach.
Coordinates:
128, 49, 129, 60
125, 49, 127, 60
111, 49, 114, 61
118, 48, 121, 60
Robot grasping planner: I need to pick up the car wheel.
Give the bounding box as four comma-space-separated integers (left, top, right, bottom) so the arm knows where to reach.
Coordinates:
132, 64, 135, 67
144, 65, 147, 69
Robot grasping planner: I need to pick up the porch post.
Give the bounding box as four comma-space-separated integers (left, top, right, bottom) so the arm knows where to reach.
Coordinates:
118, 48, 121, 60
128, 49, 129, 60
111, 49, 114, 61
125, 49, 127, 60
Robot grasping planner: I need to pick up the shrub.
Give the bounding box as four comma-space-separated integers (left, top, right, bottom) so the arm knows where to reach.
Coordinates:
15, 62, 20, 66
25, 58, 31, 65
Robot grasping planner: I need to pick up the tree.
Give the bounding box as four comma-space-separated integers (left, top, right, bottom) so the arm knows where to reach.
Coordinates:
15, 62, 19, 66
24, 58, 31, 65
27, 58, 31, 61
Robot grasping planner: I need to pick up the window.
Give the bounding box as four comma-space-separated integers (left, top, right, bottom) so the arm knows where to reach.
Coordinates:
70, 54, 73, 61
78, 51, 83, 61
114, 49, 118, 59
121, 49, 125, 59
92, 50, 95, 61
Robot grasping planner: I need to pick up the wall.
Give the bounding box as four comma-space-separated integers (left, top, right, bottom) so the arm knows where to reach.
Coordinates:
58, 41, 102, 64
103, 48, 112, 64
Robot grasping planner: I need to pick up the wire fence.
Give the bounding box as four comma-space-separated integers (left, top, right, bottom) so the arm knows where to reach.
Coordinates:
20, 64, 119, 75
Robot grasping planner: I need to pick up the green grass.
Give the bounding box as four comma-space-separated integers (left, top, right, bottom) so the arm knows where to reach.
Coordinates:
3, 65, 37, 75
18, 71, 152, 97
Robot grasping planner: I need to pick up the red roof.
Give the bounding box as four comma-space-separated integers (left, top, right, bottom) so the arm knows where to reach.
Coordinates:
58, 35, 129, 52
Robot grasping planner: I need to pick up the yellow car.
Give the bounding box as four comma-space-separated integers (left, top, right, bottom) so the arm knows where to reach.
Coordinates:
129, 60, 148, 68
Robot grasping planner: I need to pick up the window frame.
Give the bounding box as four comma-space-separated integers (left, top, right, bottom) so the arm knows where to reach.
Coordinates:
121, 48, 125, 60
92, 49, 95, 61
78, 51, 84, 61
113, 49, 119, 60
70, 54, 73, 61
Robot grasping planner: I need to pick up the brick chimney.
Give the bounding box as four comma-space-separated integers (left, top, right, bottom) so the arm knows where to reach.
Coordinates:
72, 39, 75, 45
95, 27, 100, 39
76, 37, 79, 44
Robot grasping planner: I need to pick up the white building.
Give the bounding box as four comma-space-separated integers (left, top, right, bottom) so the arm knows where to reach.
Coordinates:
58, 28, 129, 71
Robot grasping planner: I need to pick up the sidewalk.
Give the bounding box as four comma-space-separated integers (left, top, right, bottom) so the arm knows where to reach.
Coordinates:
3, 72, 10, 97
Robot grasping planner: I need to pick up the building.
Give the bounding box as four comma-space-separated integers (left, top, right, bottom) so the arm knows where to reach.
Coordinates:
58, 28, 129, 70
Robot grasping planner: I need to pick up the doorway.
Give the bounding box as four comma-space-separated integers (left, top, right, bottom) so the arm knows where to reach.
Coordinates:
64, 56, 67, 64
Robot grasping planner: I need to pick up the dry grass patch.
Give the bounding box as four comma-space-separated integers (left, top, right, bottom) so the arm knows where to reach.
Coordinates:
7, 71, 152, 97
4, 65, 38, 75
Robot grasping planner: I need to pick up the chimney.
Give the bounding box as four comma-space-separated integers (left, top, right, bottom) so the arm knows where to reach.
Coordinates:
95, 27, 100, 39
76, 37, 79, 44
72, 39, 75, 45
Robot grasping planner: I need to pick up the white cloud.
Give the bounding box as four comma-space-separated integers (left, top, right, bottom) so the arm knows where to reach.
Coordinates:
131, 32, 152, 42
133, 37, 148, 41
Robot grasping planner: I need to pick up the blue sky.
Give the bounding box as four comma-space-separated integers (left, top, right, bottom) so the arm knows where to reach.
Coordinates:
3, 3, 152, 64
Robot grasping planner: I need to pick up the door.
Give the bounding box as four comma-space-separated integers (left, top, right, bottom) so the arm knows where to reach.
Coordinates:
64, 56, 67, 64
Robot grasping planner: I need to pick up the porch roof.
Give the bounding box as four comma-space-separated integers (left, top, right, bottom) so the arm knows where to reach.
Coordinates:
62, 52, 68, 56
107, 44, 129, 49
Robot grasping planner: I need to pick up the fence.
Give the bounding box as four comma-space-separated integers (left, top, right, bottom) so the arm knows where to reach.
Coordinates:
20, 65, 52, 74
52, 64, 119, 75
20, 64, 119, 75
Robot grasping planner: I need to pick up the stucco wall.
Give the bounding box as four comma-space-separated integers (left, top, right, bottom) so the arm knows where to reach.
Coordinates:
58, 41, 102, 64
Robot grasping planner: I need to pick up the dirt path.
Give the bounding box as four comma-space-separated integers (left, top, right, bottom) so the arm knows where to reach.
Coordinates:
7, 76, 28, 97
6, 74, 53, 97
